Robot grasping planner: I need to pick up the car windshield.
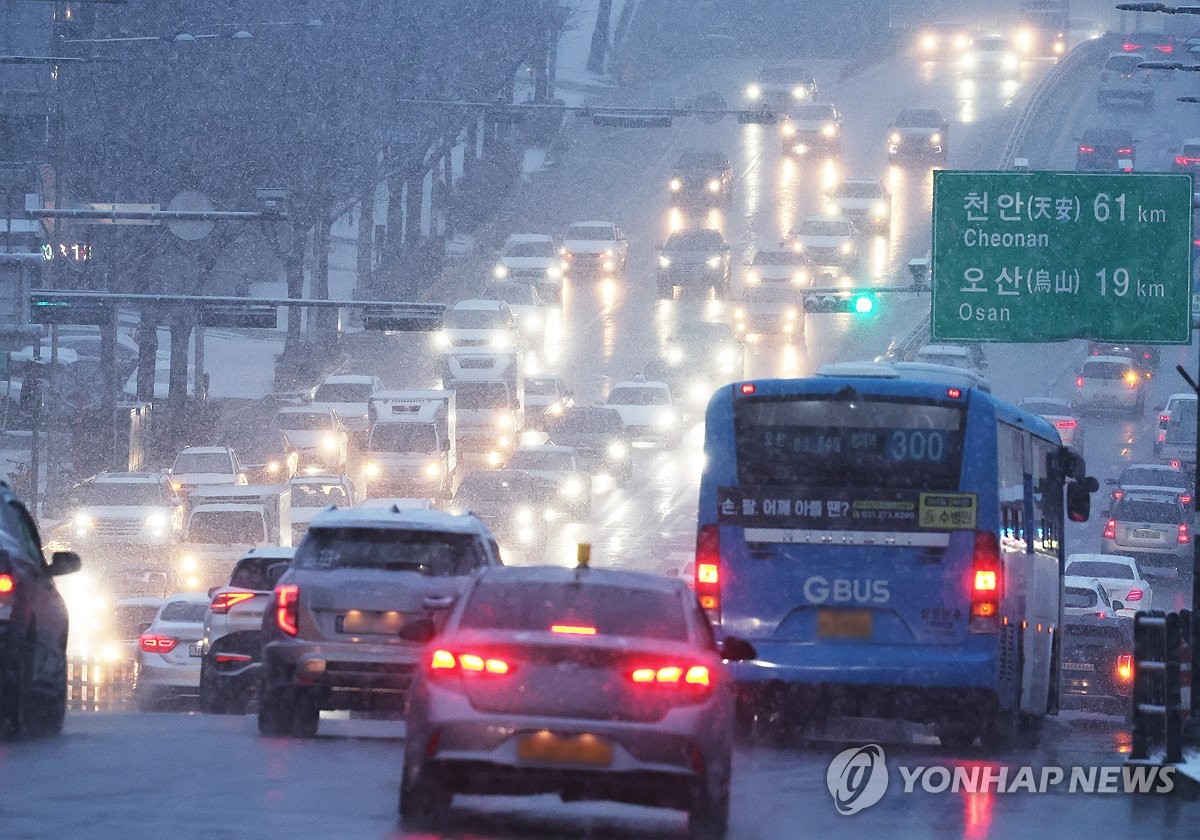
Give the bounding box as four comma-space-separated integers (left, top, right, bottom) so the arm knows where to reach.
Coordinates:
834, 182, 882, 198
446, 307, 507, 329
753, 249, 806, 266
173, 452, 232, 474
547, 408, 624, 434
1064, 587, 1101, 609
504, 240, 556, 257
525, 377, 561, 398
294, 526, 486, 576
761, 66, 808, 83
1067, 561, 1136, 580
1120, 468, 1188, 489
160, 601, 208, 623
76, 482, 166, 506
291, 482, 351, 507
791, 105, 835, 121
460, 581, 688, 640
608, 386, 669, 406
667, 229, 723, 250
896, 109, 941, 127
233, 433, 289, 461
567, 225, 613, 240
457, 471, 534, 498
453, 382, 511, 410
1115, 501, 1181, 524
678, 152, 724, 170
186, 511, 265, 544
276, 412, 331, 431
314, 383, 372, 402
230, 558, 290, 590
492, 284, 539, 306
799, 219, 849, 236
976, 39, 1008, 51
509, 450, 573, 471
370, 423, 438, 453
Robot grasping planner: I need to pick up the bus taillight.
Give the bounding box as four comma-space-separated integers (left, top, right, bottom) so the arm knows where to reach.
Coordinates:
970, 531, 1001, 633
695, 525, 721, 623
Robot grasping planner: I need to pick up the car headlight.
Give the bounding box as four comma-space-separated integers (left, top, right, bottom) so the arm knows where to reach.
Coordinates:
603, 248, 613, 258
962, 53, 977, 68
543, 507, 560, 522
497, 435, 511, 449
717, 346, 738, 372
525, 313, 542, 331
920, 33, 937, 52
688, 381, 711, 405
782, 122, 797, 137
707, 178, 721, 193
493, 264, 509, 279
546, 264, 561, 279
267, 460, 281, 475
607, 441, 628, 460
821, 123, 837, 137
889, 131, 901, 144
486, 451, 503, 467
930, 132, 942, 145
953, 34, 969, 51
424, 461, 443, 478
872, 201, 888, 218
1003, 54, 1018, 70
745, 270, 760, 285
669, 177, 682, 192
791, 85, 808, 100
658, 255, 672, 268
827, 202, 840, 215
1053, 40, 1065, 54
706, 255, 722, 269
656, 409, 677, 428
495, 414, 514, 429
434, 331, 452, 349
144, 512, 168, 532
734, 307, 746, 320
792, 271, 808, 285
839, 241, 853, 254
180, 554, 197, 572
365, 461, 380, 477
666, 345, 685, 366
514, 507, 534, 525
73, 512, 94, 533
547, 401, 565, 416
322, 434, 340, 452
490, 333, 512, 350
1015, 30, 1032, 51
745, 83, 761, 100
561, 477, 585, 498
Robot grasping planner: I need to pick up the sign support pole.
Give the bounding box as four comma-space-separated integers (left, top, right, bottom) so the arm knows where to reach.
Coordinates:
1176, 364, 1200, 725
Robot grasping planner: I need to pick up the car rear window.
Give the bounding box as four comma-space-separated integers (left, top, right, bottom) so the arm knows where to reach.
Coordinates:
1067, 561, 1135, 579
115, 604, 161, 639
294, 526, 487, 576
160, 602, 208, 623
1064, 587, 1100, 609
834, 182, 882, 199
1120, 468, 1189, 489
1115, 501, 1181, 524
1082, 361, 1129, 380
548, 408, 624, 434
1105, 55, 1142, 72
460, 581, 689, 641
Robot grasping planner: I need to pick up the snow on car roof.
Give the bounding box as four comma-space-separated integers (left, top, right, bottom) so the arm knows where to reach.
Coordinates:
568, 220, 615, 228
476, 564, 687, 594
309, 505, 489, 535
515, 444, 576, 455
451, 299, 509, 311
505, 233, 553, 243
94, 472, 166, 484
177, 446, 233, 454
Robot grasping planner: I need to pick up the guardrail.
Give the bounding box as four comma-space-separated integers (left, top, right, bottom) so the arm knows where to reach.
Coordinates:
67, 658, 135, 712
1130, 610, 1191, 763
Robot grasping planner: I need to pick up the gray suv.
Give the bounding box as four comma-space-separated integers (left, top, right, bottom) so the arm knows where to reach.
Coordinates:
258, 506, 500, 737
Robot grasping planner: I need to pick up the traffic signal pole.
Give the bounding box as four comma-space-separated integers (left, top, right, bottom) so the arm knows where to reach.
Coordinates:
1175, 364, 1200, 724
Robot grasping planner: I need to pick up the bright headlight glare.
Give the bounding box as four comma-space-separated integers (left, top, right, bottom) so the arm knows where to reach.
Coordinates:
434, 331, 452, 349
792, 271, 808, 285
656, 410, 677, 428
495, 414, 513, 429
74, 512, 94, 532
322, 434, 339, 452
144, 512, 167, 531
607, 441, 628, 459
706, 255, 722, 269
424, 461, 442, 478
561, 478, 584, 498
745, 270, 760, 284
782, 122, 796, 137
666, 346, 685, 366
515, 507, 533, 525
873, 202, 888, 217
890, 131, 901, 144
840, 241, 852, 254
920, 34, 937, 51
791, 85, 807, 99
669, 177, 682, 192
365, 461, 380, 477
546, 265, 561, 278
491, 333, 512, 349
181, 555, 197, 572
707, 179, 721, 193
745, 83, 761, 100
267, 461, 281, 474
493, 264, 509, 279
658, 255, 672, 268
930, 132, 942, 145
821, 124, 837, 137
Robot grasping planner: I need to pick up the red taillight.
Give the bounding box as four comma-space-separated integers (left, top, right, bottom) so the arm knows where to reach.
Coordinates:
695, 525, 721, 621
0, 573, 13, 595
1181, 495, 1192, 505
551, 624, 597, 635
1171, 460, 1182, 469
1113, 490, 1125, 500
1126, 588, 1143, 602
1055, 419, 1077, 429
629, 663, 711, 688
1078, 146, 1094, 154
1075, 376, 1084, 388
969, 531, 1001, 633
739, 383, 756, 395
139, 634, 178, 654
947, 387, 962, 399
210, 590, 257, 614
1156, 44, 1174, 53
428, 648, 513, 677
1117, 147, 1133, 155
1117, 654, 1134, 682
1103, 519, 1117, 539
1144, 352, 1152, 360
1178, 523, 1190, 544
1122, 42, 1140, 51
275, 583, 300, 636
1160, 414, 1171, 423
1177, 157, 1190, 166
215, 653, 253, 664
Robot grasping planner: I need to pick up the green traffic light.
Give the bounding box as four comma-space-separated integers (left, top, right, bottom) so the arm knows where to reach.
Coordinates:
854, 295, 874, 314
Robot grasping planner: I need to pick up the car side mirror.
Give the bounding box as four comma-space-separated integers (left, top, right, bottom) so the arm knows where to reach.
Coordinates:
48, 550, 82, 577
399, 617, 437, 643
1104, 477, 1116, 486
1112, 600, 1126, 612
719, 636, 757, 662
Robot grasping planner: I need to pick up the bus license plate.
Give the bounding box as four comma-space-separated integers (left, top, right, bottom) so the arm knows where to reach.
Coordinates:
516, 732, 613, 767
817, 609, 873, 639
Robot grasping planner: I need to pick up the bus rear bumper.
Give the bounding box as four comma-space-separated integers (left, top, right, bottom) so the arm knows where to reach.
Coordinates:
728, 642, 997, 690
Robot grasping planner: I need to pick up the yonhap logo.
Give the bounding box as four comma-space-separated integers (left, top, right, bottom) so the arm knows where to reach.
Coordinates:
827, 744, 889, 815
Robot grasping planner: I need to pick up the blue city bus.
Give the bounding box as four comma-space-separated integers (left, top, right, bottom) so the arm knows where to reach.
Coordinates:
695, 364, 1092, 748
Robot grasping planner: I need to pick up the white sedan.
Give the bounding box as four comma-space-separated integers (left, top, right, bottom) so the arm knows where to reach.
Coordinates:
604, 377, 679, 446
789, 215, 858, 267
134, 592, 211, 710
1065, 554, 1152, 614
560, 221, 628, 273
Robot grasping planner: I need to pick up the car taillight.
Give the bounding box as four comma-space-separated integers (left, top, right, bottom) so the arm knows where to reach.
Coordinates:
1171, 460, 1182, 469
1075, 376, 1084, 388
210, 590, 258, 614
969, 531, 1001, 633
1177, 157, 1190, 166
428, 648, 514, 678
1117, 147, 1133, 156
695, 525, 721, 622
1178, 523, 1190, 544
1159, 432, 1167, 443
1113, 490, 1125, 500
1126, 588, 1143, 602
1103, 519, 1117, 539
1181, 495, 1192, 506
1156, 44, 1174, 53
1160, 414, 1171, 423
1078, 145, 1094, 154
215, 653, 253, 664
274, 583, 300, 636
629, 663, 712, 692
0, 573, 13, 595
1117, 654, 1134, 682
1122, 42, 1140, 51
140, 634, 178, 654
1055, 419, 1077, 429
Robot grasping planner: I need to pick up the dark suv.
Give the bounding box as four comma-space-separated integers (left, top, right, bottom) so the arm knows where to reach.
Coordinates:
0, 483, 82, 739
668, 151, 733, 207
258, 506, 501, 737
1076, 128, 1135, 172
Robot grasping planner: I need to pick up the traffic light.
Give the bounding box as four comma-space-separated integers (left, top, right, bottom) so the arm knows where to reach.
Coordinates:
803, 292, 877, 314
853, 293, 876, 314
30, 294, 113, 326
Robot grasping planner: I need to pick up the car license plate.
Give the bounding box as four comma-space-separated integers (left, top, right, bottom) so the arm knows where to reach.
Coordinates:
188, 643, 202, 658
1062, 662, 1094, 671
516, 732, 613, 767
817, 609, 873, 639
337, 610, 407, 635
1134, 529, 1160, 539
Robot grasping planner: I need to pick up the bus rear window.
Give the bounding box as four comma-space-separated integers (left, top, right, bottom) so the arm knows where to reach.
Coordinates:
734, 397, 965, 489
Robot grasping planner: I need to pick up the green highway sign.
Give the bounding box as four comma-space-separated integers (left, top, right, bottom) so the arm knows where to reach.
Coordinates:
931, 171, 1193, 343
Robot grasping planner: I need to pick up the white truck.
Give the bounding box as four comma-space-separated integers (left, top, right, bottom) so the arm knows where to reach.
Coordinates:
1156, 393, 1197, 468
365, 390, 457, 498
444, 352, 524, 467
177, 485, 292, 592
